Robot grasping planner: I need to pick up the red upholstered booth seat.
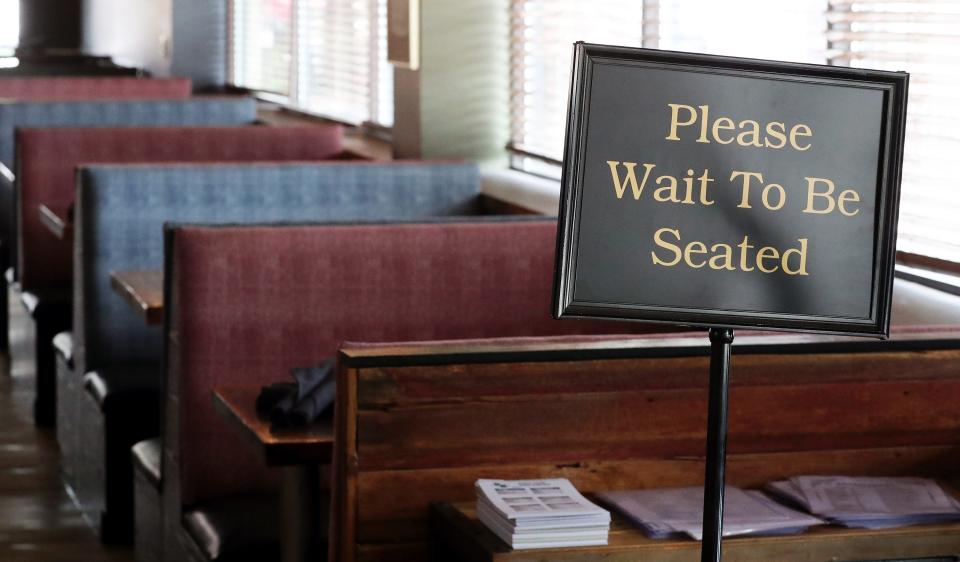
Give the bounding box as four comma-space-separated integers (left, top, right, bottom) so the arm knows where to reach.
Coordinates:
0, 77, 192, 101
166, 220, 665, 507
16, 125, 345, 292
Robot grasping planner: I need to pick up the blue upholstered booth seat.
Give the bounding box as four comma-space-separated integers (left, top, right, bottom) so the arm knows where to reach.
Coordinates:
0, 96, 256, 254
0, 97, 257, 167
76, 161, 481, 372
69, 161, 481, 545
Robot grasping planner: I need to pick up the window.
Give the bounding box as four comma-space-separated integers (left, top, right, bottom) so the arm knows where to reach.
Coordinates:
0, 0, 18, 55
230, 0, 393, 127
508, 0, 826, 177
231, 0, 294, 96
510, 0, 960, 265
827, 1, 960, 263
508, 1, 645, 177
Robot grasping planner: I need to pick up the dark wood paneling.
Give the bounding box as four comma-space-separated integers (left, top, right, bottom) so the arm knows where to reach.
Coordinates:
334, 346, 960, 562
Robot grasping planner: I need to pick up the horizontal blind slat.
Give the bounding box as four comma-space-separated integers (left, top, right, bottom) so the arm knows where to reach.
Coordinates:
830, 1, 960, 262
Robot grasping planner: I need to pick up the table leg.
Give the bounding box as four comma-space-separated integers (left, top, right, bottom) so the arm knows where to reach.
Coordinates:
280, 463, 328, 562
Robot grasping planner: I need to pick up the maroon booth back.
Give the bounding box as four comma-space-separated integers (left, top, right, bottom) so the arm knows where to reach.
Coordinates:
17, 125, 344, 291
0, 77, 192, 101
167, 220, 665, 506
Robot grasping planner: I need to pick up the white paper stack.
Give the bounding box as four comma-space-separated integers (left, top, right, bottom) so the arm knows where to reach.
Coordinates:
596, 486, 825, 540
475, 478, 610, 549
766, 476, 960, 529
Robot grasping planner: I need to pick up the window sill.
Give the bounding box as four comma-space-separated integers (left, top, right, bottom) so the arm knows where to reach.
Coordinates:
480, 167, 560, 216
255, 102, 393, 161
896, 264, 960, 298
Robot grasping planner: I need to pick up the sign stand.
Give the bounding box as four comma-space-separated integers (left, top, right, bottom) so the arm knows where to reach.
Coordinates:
700, 327, 734, 562
553, 43, 908, 562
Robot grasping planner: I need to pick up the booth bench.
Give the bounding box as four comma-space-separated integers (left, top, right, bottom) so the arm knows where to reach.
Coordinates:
160, 220, 660, 562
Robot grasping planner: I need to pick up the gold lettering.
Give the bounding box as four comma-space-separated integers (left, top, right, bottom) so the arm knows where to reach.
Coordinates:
681, 170, 696, 204
738, 236, 755, 272
736, 119, 763, 147
607, 161, 655, 200
756, 246, 780, 273
804, 177, 836, 214
838, 189, 861, 217
712, 117, 735, 145
697, 105, 710, 143
761, 183, 786, 211
730, 170, 764, 209
653, 176, 681, 203
684, 241, 708, 268
697, 169, 715, 205
652, 228, 682, 266
764, 122, 787, 149
665, 104, 697, 141
790, 123, 813, 151
782, 238, 809, 276
709, 243, 735, 270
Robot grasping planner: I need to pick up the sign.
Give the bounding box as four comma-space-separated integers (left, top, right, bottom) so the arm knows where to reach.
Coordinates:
553, 43, 908, 337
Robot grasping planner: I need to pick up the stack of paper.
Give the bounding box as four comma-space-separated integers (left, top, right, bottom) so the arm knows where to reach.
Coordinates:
766, 476, 960, 529
475, 478, 610, 549
596, 486, 825, 540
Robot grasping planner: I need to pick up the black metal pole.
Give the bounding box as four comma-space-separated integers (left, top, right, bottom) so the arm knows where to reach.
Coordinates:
700, 327, 734, 562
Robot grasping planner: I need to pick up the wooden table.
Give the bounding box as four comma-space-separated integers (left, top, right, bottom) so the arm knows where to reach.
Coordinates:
212, 386, 334, 562
212, 385, 334, 465
38, 204, 72, 240
432, 502, 960, 562
110, 270, 163, 325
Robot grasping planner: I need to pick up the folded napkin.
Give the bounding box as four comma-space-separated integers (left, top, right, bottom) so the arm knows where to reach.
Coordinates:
255, 359, 336, 428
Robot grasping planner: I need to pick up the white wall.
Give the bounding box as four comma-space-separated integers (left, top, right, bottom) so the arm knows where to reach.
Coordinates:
83, 0, 226, 86
83, 0, 172, 75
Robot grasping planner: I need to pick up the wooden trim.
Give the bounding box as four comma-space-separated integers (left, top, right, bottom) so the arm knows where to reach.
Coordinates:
332, 364, 360, 562
37, 204, 69, 240
337, 328, 960, 369
109, 269, 163, 326
211, 386, 333, 466
505, 143, 563, 167
898, 250, 960, 276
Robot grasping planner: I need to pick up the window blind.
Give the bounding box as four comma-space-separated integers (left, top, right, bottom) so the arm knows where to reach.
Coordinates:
230, 0, 393, 127
508, 0, 827, 175
0, 0, 18, 55
827, 0, 960, 262
508, 0, 646, 176
653, 0, 826, 63
231, 0, 294, 96
298, 0, 393, 126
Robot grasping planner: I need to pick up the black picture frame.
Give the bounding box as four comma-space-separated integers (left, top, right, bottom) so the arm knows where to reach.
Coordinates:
553, 43, 909, 337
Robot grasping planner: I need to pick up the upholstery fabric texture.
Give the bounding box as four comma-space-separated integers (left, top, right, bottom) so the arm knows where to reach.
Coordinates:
0, 77, 192, 102
76, 161, 480, 376
167, 220, 653, 506
0, 95, 255, 287
0, 96, 256, 167
19, 124, 343, 291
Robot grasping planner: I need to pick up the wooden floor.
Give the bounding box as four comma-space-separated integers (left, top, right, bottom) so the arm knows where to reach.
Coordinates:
0, 290, 133, 562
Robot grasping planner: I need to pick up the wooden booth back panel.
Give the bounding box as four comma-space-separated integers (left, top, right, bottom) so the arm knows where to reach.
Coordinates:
335, 347, 960, 562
